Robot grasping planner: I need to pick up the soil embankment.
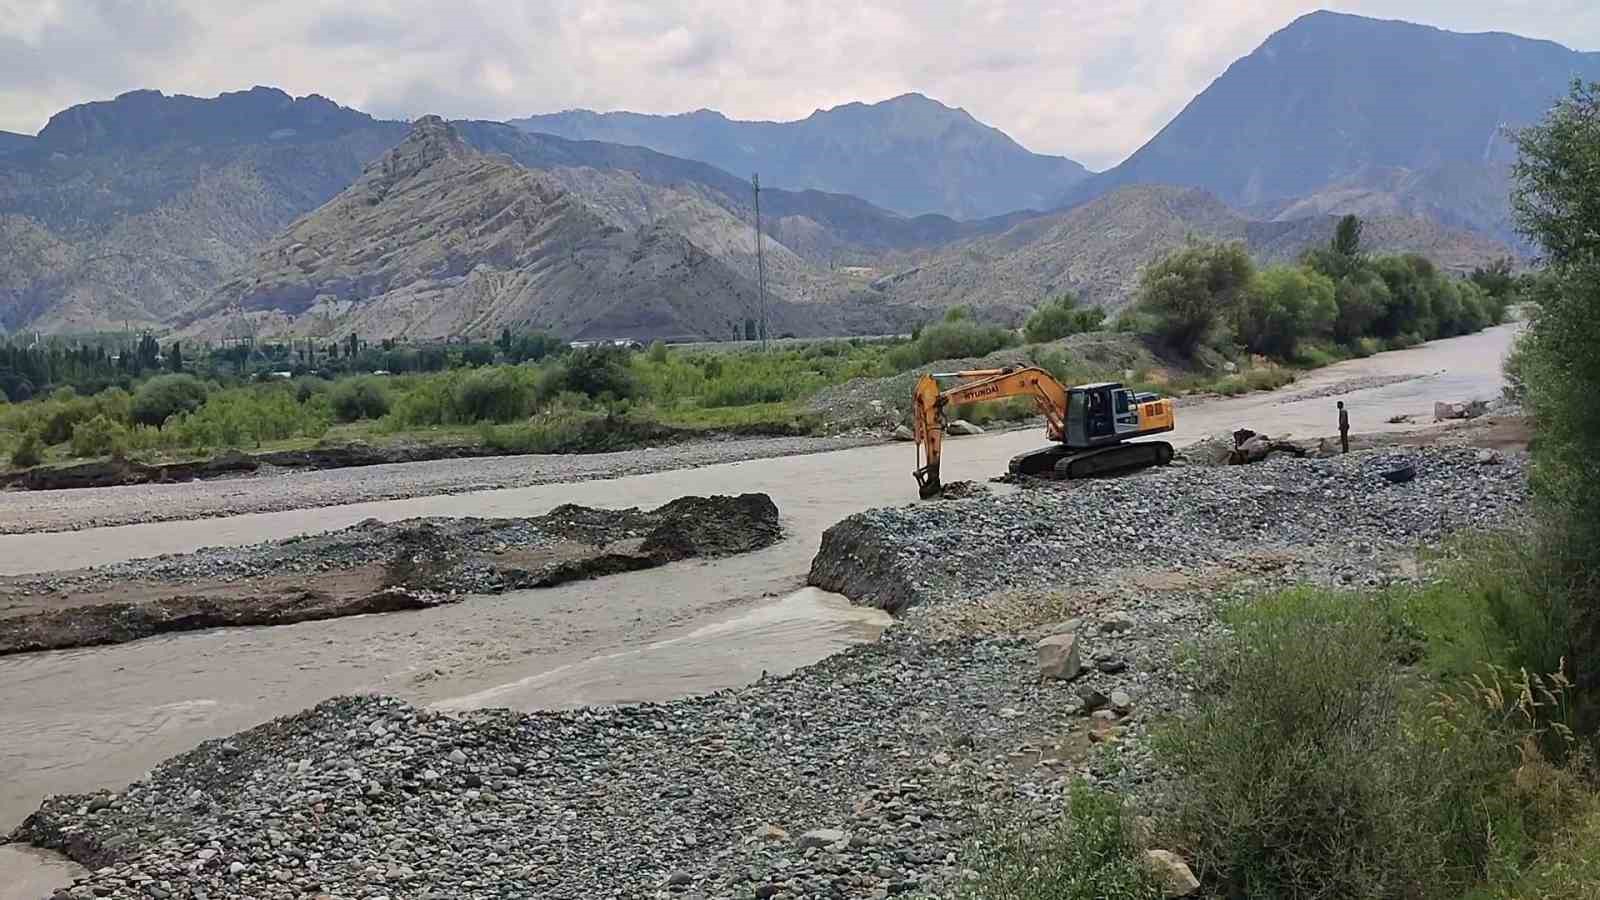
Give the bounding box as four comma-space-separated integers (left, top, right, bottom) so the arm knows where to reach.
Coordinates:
0, 493, 779, 655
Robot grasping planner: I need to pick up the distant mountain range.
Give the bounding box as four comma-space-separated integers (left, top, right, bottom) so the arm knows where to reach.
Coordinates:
1065, 10, 1600, 245
511, 93, 1090, 220
3, 10, 1575, 340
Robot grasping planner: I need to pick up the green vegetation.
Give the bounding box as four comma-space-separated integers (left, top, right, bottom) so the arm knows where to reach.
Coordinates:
131, 374, 208, 428
956, 783, 1163, 900
1024, 293, 1107, 343
886, 309, 1020, 370
1126, 214, 1516, 363
328, 377, 391, 423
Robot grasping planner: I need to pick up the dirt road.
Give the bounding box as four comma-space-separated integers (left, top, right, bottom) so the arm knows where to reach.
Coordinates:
0, 324, 1518, 846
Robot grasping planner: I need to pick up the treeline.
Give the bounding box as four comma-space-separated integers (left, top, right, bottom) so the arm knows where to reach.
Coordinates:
1124, 215, 1521, 361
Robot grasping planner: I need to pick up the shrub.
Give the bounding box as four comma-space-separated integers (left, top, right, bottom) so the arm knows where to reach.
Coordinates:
131, 374, 209, 429
10, 431, 42, 468
452, 367, 536, 423
69, 414, 128, 458
1235, 266, 1337, 359
1158, 587, 1580, 900
164, 387, 330, 449
647, 340, 669, 364
328, 377, 391, 422
885, 320, 1019, 371
294, 377, 330, 404
557, 346, 638, 400
956, 782, 1163, 900
1133, 240, 1255, 356
701, 376, 788, 408
1024, 293, 1107, 343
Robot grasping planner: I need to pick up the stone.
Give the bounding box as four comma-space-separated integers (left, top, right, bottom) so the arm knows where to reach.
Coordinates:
946, 419, 984, 436
666, 871, 692, 886
1110, 690, 1133, 714
1036, 633, 1082, 681
797, 829, 848, 849
1145, 850, 1200, 897
447, 749, 468, 764
1031, 619, 1081, 641
1476, 448, 1503, 465
755, 885, 783, 899
228, 862, 245, 876
1095, 655, 1128, 674
1077, 687, 1109, 712
892, 425, 915, 442
752, 824, 788, 842
1100, 612, 1136, 634
1434, 399, 1489, 421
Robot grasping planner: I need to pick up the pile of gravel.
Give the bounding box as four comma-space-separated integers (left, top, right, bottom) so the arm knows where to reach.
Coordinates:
18, 636, 1107, 900
810, 447, 1527, 614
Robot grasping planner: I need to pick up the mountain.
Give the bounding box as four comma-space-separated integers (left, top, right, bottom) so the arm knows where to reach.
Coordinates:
0, 131, 30, 156
177, 118, 912, 342
0, 87, 407, 332
1065, 11, 1600, 244
511, 93, 1089, 220
873, 185, 1513, 322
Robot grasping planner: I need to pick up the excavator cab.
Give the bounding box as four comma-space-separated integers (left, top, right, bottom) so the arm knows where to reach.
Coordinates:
1066, 383, 1165, 446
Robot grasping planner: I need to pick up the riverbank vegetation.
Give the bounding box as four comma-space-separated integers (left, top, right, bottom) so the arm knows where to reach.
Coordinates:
962, 80, 1600, 900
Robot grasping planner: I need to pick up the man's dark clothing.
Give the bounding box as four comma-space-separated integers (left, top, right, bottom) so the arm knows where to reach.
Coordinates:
1339, 407, 1350, 454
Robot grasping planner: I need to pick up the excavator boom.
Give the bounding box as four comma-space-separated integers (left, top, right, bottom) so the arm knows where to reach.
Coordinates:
912, 365, 1175, 497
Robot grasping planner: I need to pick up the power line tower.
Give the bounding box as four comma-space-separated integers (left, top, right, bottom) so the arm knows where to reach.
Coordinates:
752, 173, 769, 350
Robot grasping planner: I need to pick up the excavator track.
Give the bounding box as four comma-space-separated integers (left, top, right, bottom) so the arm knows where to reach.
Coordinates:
1008, 440, 1174, 481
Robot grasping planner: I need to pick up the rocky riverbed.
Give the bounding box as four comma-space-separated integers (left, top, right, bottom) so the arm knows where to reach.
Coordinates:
0, 494, 779, 655
8, 445, 1532, 899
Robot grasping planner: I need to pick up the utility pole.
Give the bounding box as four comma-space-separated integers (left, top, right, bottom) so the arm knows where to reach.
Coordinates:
752, 173, 768, 349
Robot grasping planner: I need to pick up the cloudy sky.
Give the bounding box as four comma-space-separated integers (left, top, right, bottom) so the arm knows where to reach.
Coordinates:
2, 1, 1597, 169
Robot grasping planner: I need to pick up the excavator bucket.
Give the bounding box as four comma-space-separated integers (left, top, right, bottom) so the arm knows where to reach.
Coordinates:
913, 462, 941, 499
911, 373, 945, 498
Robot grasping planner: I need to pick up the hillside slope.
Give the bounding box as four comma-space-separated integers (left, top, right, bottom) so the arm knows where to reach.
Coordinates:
178, 118, 899, 342
0, 87, 406, 332
512, 93, 1088, 220
1064, 11, 1600, 243
875, 185, 1512, 321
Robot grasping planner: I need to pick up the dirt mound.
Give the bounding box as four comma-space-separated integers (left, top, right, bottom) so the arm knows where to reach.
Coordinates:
0, 493, 780, 655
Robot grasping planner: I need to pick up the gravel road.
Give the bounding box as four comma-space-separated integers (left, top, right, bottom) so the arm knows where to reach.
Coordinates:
0, 434, 875, 536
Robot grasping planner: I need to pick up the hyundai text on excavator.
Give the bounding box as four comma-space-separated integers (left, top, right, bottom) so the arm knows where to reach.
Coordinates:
912, 366, 1177, 498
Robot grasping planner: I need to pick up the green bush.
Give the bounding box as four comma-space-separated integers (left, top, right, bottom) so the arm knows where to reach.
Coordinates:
452, 367, 536, 423
1024, 294, 1107, 343
294, 377, 330, 404
10, 431, 42, 468
1158, 587, 1578, 900
557, 346, 638, 400
131, 374, 209, 429
1133, 240, 1255, 356
69, 414, 128, 458
164, 387, 330, 450
1235, 266, 1337, 359
328, 377, 391, 422
956, 782, 1163, 900
885, 320, 1019, 371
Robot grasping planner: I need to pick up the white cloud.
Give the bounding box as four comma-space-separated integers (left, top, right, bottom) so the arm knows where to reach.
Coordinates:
1, 1, 1597, 167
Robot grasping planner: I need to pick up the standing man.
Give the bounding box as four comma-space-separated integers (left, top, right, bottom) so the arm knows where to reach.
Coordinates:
1337, 400, 1350, 454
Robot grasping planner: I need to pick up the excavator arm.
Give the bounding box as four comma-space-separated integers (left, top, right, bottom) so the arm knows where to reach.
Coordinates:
912, 366, 1069, 498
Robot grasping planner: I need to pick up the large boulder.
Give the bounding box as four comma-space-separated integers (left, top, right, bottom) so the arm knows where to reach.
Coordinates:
946, 419, 985, 436
892, 424, 915, 441
1037, 632, 1082, 681
1434, 399, 1489, 421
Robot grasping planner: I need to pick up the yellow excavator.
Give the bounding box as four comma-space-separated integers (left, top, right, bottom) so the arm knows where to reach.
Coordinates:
912, 367, 1177, 498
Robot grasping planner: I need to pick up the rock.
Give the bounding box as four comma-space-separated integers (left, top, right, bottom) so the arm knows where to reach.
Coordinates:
892, 425, 915, 442
1110, 690, 1133, 714
1476, 448, 1503, 465
1095, 655, 1128, 674
448, 749, 468, 764
1077, 687, 1109, 712
1145, 850, 1200, 897
752, 824, 788, 842
1036, 633, 1082, 681
798, 828, 849, 849
755, 885, 783, 899
946, 419, 984, 436
1033, 618, 1082, 640
665, 871, 692, 887
1100, 612, 1136, 634
227, 862, 245, 876
1434, 399, 1489, 421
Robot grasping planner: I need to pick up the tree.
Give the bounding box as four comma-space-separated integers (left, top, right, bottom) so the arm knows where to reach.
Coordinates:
131, 374, 209, 428
1332, 270, 1391, 344
498, 327, 514, 355
1024, 293, 1107, 343
167, 341, 183, 372
345, 332, 359, 360
1509, 78, 1600, 724
1332, 213, 1364, 259
1235, 266, 1337, 359
1469, 257, 1517, 301
328, 377, 391, 422
1133, 241, 1255, 356
559, 345, 638, 400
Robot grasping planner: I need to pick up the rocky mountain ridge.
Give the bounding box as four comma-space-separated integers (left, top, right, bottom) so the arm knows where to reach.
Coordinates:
512, 92, 1089, 220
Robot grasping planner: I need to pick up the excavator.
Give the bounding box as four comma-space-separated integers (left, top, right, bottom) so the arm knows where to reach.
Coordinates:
912, 366, 1177, 498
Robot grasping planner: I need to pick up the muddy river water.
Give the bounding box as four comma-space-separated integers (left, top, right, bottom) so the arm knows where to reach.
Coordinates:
0, 325, 1517, 893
